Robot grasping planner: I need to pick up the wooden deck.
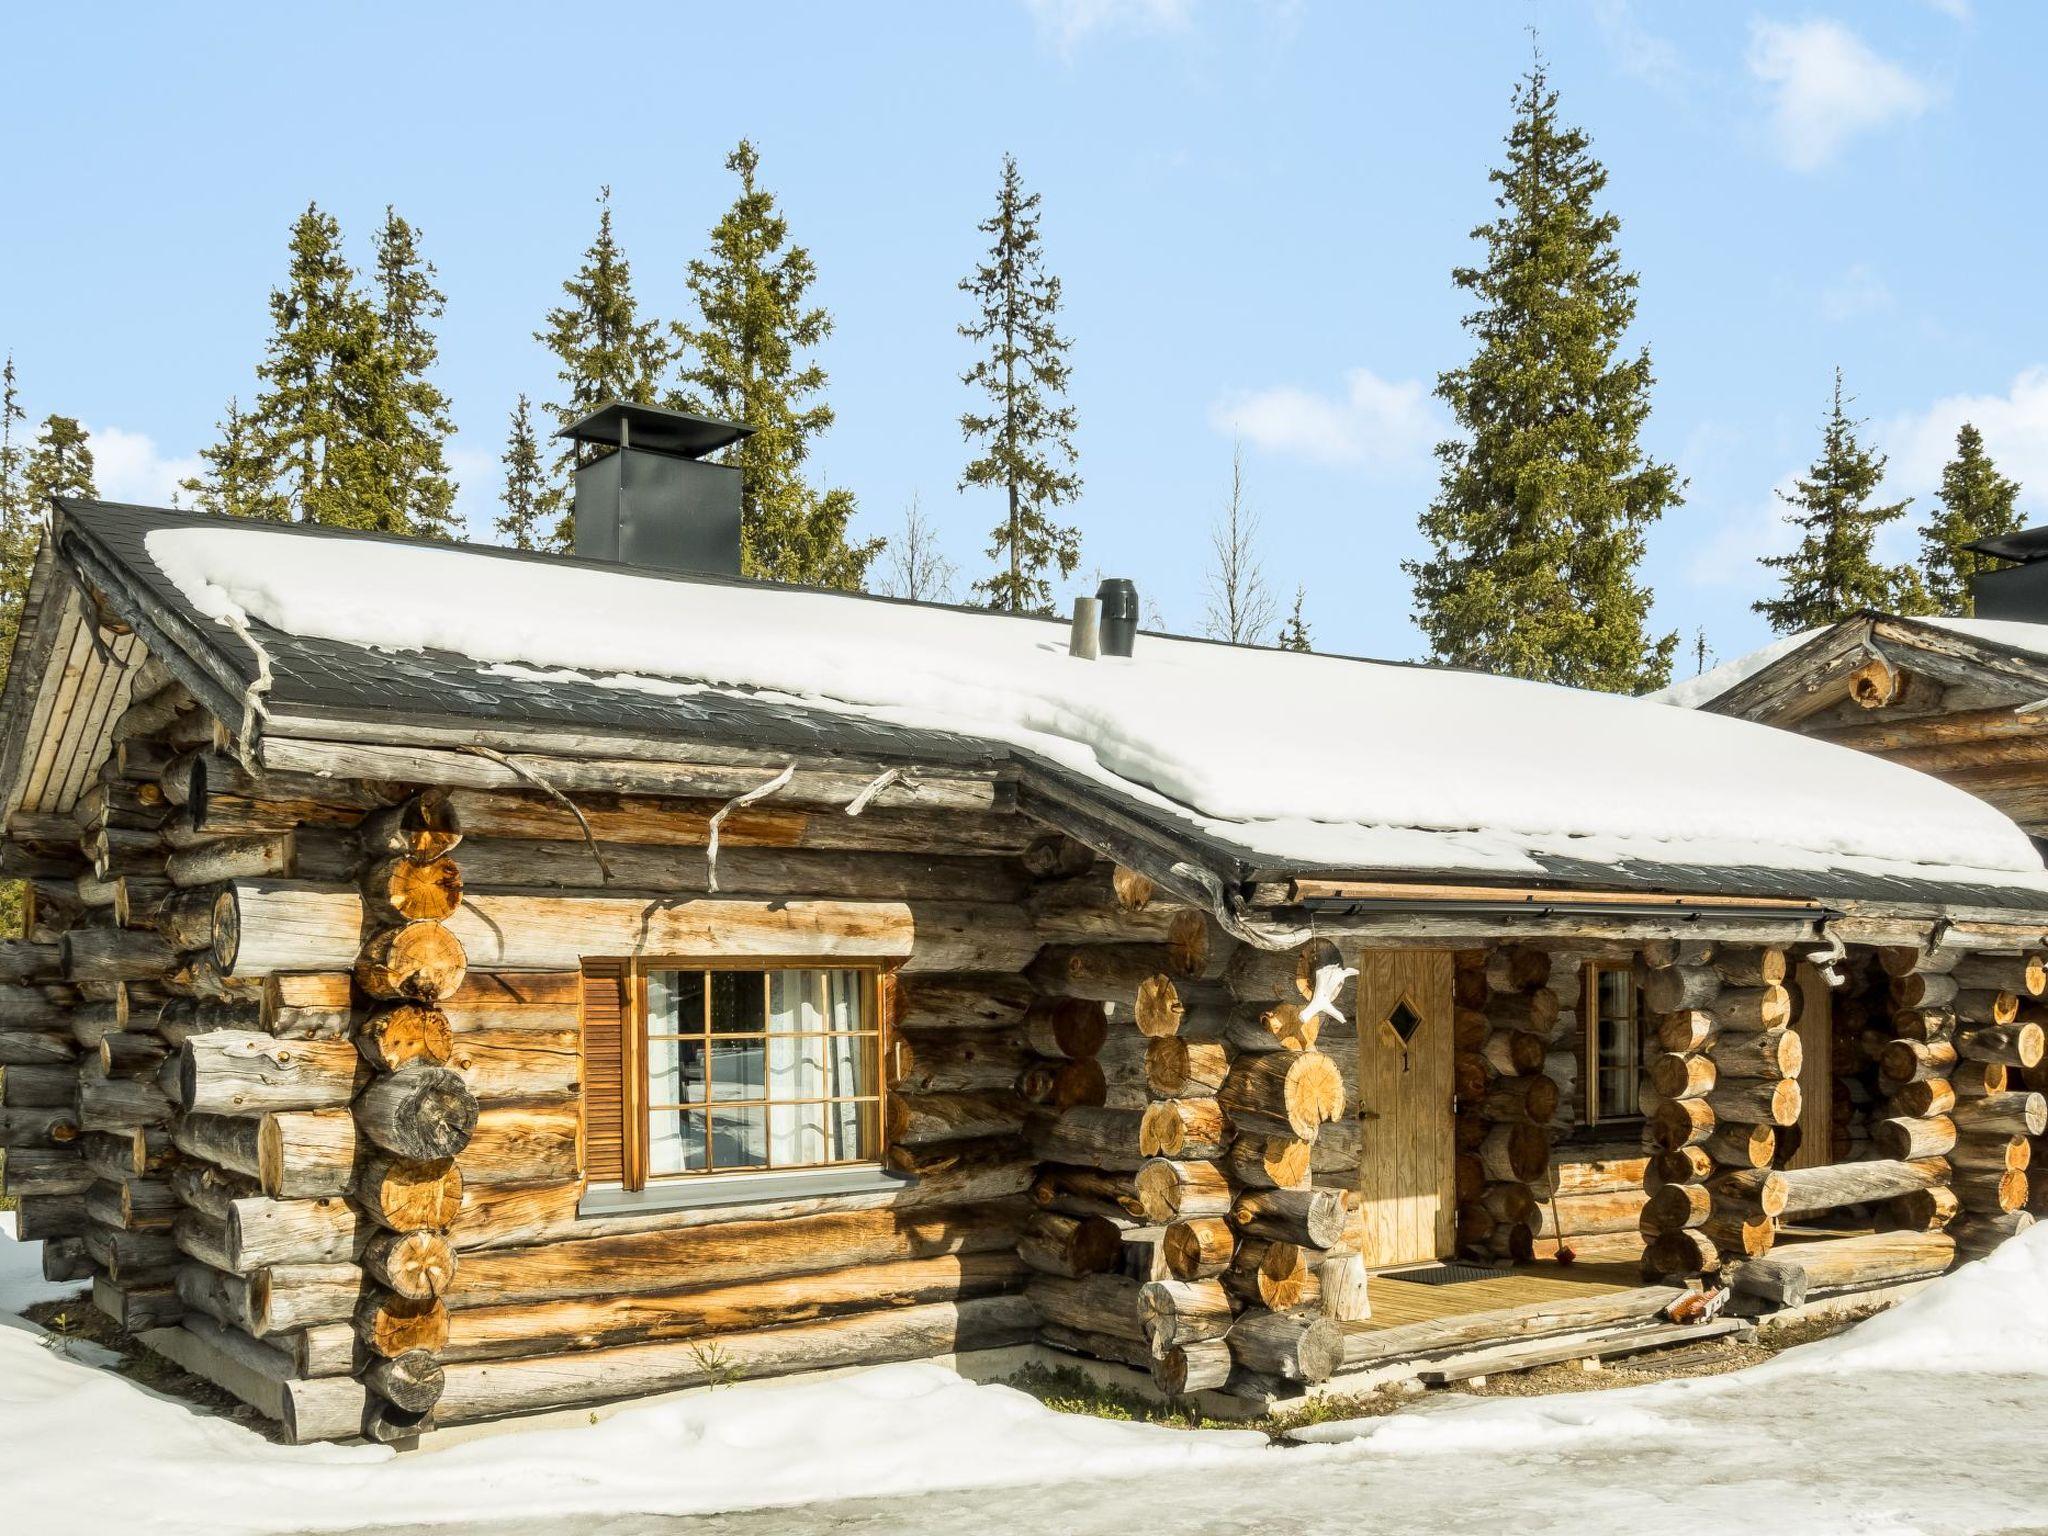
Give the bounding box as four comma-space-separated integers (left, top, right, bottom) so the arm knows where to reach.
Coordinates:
1348, 1261, 1648, 1332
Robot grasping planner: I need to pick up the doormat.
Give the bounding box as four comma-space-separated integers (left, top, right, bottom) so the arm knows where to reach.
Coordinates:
1378, 1263, 1501, 1288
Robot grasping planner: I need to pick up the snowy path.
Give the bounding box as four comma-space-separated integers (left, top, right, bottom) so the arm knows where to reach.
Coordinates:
335, 1368, 2048, 1536
10, 1210, 2048, 1535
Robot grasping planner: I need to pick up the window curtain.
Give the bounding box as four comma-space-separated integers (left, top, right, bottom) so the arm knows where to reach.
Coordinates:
766, 969, 864, 1166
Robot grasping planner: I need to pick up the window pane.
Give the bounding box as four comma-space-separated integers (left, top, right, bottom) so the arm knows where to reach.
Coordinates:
710, 1106, 769, 1169
1593, 970, 1640, 1119
650, 970, 705, 1034
768, 1028, 829, 1101
646, 1033, 709, 1106
711, 971, 766, 1034
769, 1097, 868, 1166
648, 1108, 706, 1174
709, 1038, 765, 1101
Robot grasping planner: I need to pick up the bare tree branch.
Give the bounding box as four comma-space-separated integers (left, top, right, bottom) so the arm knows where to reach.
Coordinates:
1201, 443, 1276, 645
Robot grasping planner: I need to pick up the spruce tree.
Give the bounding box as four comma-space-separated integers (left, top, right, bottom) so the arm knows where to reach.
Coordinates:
1920, 422, 2022, 616
179, 397, 285, 521
958, 154, 1082, 614
537, 186, 667, 549
250, 203, 382, 529
1755, 370, 1928, 633
1406, 64, 1681, 693
369, 208, 460, 539
672, 140, 876, 589
24, 415, 96, 505
1277, 586, 1312, 653
497, 394, 549, 551
0, 360, 37, 665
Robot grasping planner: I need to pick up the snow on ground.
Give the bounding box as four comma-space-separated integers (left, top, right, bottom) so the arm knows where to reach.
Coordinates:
9, 1214, 2048, 1534
143, 525, 2048, 894
0, 1207, 87, 1315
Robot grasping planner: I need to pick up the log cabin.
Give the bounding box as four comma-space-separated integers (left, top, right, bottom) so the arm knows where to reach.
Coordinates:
5, 401, 2048, 1441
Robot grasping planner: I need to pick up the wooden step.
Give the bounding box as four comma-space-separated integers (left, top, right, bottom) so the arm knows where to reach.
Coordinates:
1415, 1318, 1754, 1387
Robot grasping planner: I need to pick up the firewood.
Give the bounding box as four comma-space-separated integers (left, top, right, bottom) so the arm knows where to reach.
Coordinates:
1707, 1078, 1801, 1128
1478, 1121, 1549, 1183
258, 1108, 357, 1197
1950, 952, 2047, 997
1018, 998, 1109, 1059
1778, 1157, 1947, 1219
355, 1292, 450, 1357
1138, 1098, 1228, 1160
1642, 1181, 1711, 1233
1223, 938, 1335, 1002
1880, 1038, 1958, 1084
1032, 945, 1173, 1003
897, 975, 1038, 1036
1949, 1090, 2047, 1137
60, 926, 176, 982
364, 1230, 459, 1300
1892, 971, 1959, 1009
1703, 1121, 1774, 1169
359, 789, 464, 864
1640, 939, 1714, 970
1949, 1136, 2028, 1173
1648, 1097, 1715, 1151
1707, 985, 1790, 1032
361, 856, 463, 925
1476, 1073, 1559, 1124
1955, 990, 2020, 1026
1226, 1135, 1312, 1190
1485, 947, 1552, 993
364, 1350, 445, 1416
1226, 1309, 1342, 1383
1648, 1052, 1715, 1100
1874, 1114, 1958, 1160
1714, 947, 1786, 986
1017, 1211, 1121, 1278
1162, 1217, 1235, 1279
1155, 1338, 1233, 1395
1025, 1272, 1146, 1340
1951, 1210, 2035, 1258
1138, 1278, 1236, 1351
1950, 1168, 2028, 1214
357, 1155, 463, 1232
1485, 990, 1560, 1035
1730, 1230, 1956, 1309
177, 1030, 364, 1115
1713, 1028, 1802, 1080
1231, 1187, 1348, 1248
1890, 1078, 1956, 1118
1641, 965, 1718, 1013
355, 921, 468, 1003
1480, 1028, 1548, 1077
1957, 1022, 2045, 1069
1135, 1158, 1233, 1222
1218, 1051, 1343, 1140
1146, 1036, 1232, 1097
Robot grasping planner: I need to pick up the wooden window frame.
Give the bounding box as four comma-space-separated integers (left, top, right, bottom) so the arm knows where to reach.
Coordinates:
1581, 961, 1644, 1126
615, 955, 896, 1193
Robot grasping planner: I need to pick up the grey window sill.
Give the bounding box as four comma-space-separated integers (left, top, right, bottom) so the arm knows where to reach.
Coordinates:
577, 1165, 907, 1218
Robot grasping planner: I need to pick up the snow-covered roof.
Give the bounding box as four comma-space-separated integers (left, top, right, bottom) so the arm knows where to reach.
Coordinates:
1651, 616, 2048, 712
106, 512, 2048, 904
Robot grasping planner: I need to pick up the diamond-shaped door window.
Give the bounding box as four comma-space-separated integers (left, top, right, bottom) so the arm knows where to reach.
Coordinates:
1384, 998, 1425, 1048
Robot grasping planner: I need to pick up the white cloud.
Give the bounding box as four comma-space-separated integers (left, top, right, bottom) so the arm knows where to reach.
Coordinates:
1881, 367, 2048, 497
1925, 0, 1970, 20
1210, 368, 1439, 471
1024, 0, 1192, 52
1819, 262, 1894, 323
85, 424, 201, 506
1593, 0, 1683, 87
1688, 476, 1803, 588
1746, 19, 1934, 172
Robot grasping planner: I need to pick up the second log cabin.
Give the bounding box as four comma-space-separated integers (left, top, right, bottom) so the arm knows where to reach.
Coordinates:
6, 403, 2048, 1441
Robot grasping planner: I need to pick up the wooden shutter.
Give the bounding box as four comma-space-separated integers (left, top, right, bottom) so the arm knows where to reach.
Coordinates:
580, 960, 630, 1186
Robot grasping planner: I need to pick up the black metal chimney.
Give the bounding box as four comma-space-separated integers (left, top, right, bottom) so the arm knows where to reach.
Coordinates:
559, 401, 754, 577
1966, 527, 2048, 619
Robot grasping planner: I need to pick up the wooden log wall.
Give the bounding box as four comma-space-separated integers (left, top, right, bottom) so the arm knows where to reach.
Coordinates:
1454, 945, 1575, 1263
6, 684, 1084, 1439
1026, 875, 1351, 1403
1638, 943, 1803, 1279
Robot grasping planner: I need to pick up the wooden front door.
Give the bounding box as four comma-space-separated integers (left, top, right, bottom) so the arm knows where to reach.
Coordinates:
1354, 949, 1456, 1267
1786, 961, 1834, 1170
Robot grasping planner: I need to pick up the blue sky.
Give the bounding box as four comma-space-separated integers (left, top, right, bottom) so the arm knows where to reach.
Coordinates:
3, 0, 2040, 674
